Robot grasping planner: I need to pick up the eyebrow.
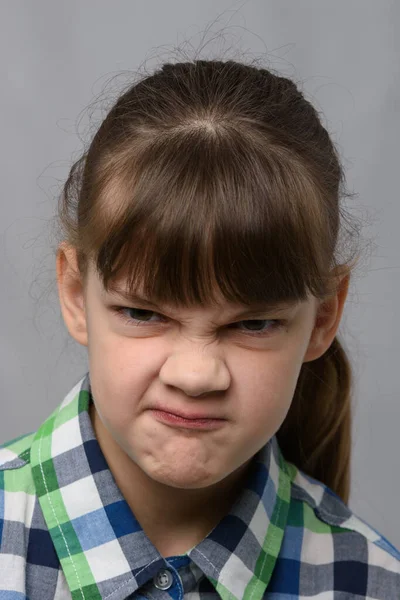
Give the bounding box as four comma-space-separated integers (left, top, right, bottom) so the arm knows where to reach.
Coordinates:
107, 286, 297, 318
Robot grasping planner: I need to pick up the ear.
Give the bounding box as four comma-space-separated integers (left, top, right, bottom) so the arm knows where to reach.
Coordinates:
302, 272, 350, 363
56, 242, 88, 347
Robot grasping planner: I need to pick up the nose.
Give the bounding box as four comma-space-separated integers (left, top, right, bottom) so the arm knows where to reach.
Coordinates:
159, 352, 230, 398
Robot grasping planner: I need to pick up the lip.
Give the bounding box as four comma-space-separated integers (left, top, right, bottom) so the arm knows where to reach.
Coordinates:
149, 409, 226, 430
150, 405, 225, 421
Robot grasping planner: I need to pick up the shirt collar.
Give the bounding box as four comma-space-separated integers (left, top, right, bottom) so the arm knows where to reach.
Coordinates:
30, 372, 292, 600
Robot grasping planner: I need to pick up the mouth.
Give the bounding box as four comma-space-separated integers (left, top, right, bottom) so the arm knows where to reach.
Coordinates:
149, 409, 226, 430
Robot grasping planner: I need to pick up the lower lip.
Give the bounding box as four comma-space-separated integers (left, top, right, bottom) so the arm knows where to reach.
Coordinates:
150, 410, 226, 430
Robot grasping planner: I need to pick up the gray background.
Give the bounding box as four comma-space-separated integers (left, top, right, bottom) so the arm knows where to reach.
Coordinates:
0, 0, 399, 547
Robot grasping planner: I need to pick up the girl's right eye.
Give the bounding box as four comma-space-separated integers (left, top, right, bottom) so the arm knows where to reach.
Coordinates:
114, 307, 165, 326
112, 307, 285, 338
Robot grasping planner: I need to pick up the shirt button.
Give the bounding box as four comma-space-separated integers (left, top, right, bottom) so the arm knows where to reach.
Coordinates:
153, 568, 174, 590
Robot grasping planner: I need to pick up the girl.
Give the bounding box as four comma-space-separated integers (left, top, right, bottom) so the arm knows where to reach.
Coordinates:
0, 59, 399, 599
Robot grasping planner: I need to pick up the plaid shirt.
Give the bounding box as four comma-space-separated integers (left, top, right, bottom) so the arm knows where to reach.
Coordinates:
1, 373, 399, 599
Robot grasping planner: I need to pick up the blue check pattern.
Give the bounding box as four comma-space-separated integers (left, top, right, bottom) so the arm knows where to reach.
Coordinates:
0, 372, 399, 599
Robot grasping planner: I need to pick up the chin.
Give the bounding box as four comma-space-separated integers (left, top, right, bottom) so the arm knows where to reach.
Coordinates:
144, 461, 220, 489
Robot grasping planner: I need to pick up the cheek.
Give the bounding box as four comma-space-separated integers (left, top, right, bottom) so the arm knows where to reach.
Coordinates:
238, 354, 303, 435
87, 319, 161, 388
87, 327, 150, 411
88, 368, 138, 434
244, 390, 291, 442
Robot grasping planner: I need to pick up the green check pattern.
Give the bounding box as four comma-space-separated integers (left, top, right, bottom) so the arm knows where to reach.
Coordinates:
0, 372, 399, 599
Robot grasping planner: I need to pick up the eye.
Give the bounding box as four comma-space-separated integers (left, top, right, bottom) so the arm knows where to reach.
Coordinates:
112, 307, 285, 337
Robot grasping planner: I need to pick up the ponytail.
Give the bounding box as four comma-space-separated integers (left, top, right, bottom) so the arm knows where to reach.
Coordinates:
277, 336, 352, 503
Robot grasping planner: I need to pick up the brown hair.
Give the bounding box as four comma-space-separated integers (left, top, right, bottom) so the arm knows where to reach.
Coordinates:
58, 59, 363, 503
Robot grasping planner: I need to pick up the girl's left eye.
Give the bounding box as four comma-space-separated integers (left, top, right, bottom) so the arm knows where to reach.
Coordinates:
112, 307, 285, 337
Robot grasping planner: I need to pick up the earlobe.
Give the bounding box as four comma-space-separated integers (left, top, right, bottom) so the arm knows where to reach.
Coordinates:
56, 243, 89, 347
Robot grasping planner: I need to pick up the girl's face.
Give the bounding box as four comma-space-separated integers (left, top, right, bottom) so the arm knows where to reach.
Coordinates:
58, 248, 346, 491
84, 267, 320, 490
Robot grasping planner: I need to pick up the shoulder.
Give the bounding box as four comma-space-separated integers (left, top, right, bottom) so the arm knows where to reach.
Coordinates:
0, 430, 37, 522
284, 463, 400, 598
0, 430, 35, 471
0, 431, 38, 592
